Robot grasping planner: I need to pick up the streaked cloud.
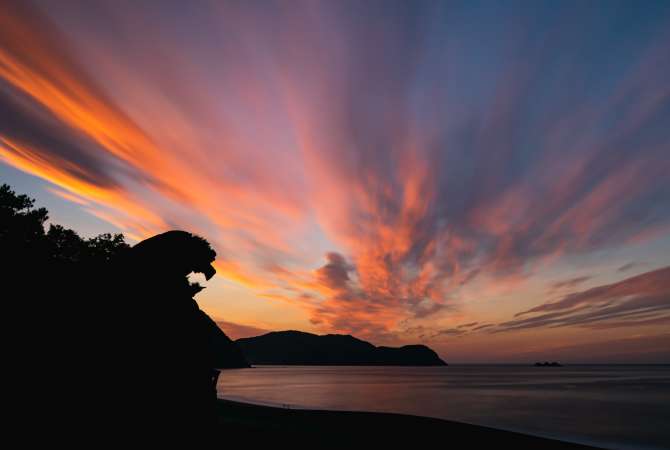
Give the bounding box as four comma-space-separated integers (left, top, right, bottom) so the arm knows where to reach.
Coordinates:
497, 266, 670, 332
1, 0, 669, 348
548, 276, 592, 292
617, 262, 644, 273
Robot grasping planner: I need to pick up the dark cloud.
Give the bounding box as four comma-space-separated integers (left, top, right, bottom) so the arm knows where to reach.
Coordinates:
471, 323, 495, 332
411, 322, 495, 342
315, 252, 354, 292
547, 276, 592, 292
434, 328, 467, 337
617, 262, 644, 272
0, 82, 120, 188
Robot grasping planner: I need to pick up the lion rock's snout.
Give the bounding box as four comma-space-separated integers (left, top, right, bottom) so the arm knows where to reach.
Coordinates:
196, 262, 216, 281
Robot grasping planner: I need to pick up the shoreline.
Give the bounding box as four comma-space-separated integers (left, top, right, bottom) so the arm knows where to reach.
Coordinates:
215, 398, 603, 448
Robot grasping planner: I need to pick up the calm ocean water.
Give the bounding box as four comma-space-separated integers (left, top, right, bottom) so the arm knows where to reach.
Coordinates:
217, 365, 670, 450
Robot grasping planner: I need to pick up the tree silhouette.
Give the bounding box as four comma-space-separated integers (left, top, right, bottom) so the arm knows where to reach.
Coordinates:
1, 183, 129, 263
1, 183, 49, 253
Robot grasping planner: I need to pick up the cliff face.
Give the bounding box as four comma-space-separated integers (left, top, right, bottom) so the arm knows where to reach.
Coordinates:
202, 312, 250, 368
236, 330, 447, 366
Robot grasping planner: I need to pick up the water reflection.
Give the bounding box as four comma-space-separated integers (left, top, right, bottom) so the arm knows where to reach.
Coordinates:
217, 365, 670, 450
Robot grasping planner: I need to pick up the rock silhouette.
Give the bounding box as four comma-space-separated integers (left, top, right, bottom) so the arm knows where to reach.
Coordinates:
237, 330, 447, 366
534, 361, 563, 367
99, 230, 248, 441
3, 184, 246, 444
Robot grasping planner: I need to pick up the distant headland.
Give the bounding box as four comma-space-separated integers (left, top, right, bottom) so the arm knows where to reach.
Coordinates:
235, 330, 447, 366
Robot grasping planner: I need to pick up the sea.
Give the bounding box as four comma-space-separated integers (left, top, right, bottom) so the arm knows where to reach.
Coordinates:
217, 365, 670, 450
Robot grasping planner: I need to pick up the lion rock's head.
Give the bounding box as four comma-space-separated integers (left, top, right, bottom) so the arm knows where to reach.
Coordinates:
130, 230, 216, 282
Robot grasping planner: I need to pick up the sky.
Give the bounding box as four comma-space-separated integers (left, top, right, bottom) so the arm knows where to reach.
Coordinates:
1, 0, 669, 363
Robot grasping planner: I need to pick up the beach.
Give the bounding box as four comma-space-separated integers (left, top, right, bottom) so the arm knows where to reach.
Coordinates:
215, 398, 601, 448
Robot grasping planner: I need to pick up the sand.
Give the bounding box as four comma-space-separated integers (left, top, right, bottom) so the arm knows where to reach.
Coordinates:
214, 399, 602, 448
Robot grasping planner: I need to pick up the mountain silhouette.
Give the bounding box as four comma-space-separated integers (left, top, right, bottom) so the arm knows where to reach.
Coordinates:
236, 330, 447, 366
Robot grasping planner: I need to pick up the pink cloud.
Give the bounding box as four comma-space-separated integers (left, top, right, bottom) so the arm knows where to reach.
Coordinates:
1, 1, 669, 344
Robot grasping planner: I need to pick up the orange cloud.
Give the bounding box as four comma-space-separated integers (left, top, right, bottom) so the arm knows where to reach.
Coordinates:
1, 1, 669, 347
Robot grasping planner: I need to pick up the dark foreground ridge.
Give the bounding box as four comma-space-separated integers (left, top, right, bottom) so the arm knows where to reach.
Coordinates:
215, 398, 602, 449
201, 312, 250, 369
236, 330, 447, 365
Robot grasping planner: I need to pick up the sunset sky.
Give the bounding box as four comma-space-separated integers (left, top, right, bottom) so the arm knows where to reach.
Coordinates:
2, 0, 669, 363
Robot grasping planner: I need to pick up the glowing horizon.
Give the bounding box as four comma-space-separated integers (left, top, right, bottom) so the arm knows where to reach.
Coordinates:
1, 0, 669, 362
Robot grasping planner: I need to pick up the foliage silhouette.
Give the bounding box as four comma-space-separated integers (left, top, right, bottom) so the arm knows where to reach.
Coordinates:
1, 183, 130, 263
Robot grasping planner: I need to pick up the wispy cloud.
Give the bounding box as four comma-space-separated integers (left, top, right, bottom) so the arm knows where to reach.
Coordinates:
1, 1, 669, 342
617, 262, 645, 273
496, 266, 670, 332
548, 276, 592, 292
